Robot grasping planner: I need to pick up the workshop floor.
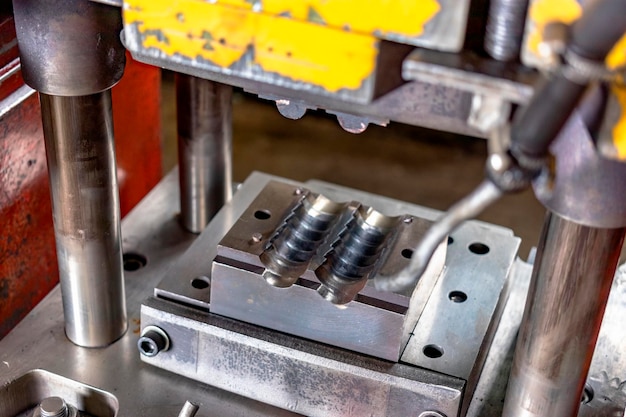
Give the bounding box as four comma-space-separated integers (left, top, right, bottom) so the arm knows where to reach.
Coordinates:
161, 75, 546, 259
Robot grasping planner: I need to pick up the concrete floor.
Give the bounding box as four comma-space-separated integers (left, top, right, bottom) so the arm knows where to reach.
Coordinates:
161, 76, 546, 259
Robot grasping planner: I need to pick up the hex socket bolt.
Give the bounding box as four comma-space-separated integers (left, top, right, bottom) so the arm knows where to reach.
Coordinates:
138, 325, 170, 357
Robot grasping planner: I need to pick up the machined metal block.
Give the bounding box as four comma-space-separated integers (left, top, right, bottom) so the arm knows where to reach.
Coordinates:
210, 180, 447, 361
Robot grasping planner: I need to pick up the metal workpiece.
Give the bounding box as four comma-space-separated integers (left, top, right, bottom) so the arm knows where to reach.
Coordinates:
40, 92, 127, 348
140, 297, 466, 417
261, 193, 347, 288
12, 0, 125, 96
533, 113, 626, 228
210, 179, 446, 361
177, 75, 233, 233
485, 0, 529, 61
502, 213, 626, 417
316, 207, 400, 305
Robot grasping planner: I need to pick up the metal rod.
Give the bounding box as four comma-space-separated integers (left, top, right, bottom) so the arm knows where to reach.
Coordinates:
484, 0, 529, 62
177, 401, 199, 417
375, 180, 502, 292
176, 75, 233, 233
40, 91, 127, 348
503, 212, 625, 417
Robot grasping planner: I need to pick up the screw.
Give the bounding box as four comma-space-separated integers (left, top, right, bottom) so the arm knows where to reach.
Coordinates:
251, 233, 263, 243
138, 325, 170, 357
38, 397, 68, 417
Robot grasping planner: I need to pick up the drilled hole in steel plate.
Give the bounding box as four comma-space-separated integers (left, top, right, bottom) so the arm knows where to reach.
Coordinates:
423, 344, 444, 358
581, 384, 594, 404
448, 291, 468, 303
447, 236, 454, 245
191, 276, 210, 289
401, 248, 414, 259
254, 210, 272, 220
468, 242, 490, 255
123, 253, 147, 271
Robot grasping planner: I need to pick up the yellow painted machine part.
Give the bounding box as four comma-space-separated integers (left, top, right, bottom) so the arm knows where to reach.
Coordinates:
124, 0, 441, 94
527, 0, 626, 159
206, 0, 440, 38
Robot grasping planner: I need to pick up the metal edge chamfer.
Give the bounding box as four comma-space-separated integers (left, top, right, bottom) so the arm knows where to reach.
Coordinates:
260, 193, 348, 288
138, 325, 171, 357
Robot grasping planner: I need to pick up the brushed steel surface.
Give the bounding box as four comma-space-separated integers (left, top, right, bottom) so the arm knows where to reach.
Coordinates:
503, 213, 625, 417
177, 75, 233, 233
210, 179, 447, 361
13, 0, 125, 96
0, 170, 297, 417
140, 297, 465, 417
2, 170, 626, 416
40, 92, 127, 347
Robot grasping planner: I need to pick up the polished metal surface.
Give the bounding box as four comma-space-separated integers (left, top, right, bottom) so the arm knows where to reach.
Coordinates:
0, 369, 118, 417
401, 209, 520, 415
13, 0, 125, 96
141, 297, 465, 417
0, 171, 298, 417
533, 112, 626, 228
40, 92, 126, 348
503, 213, 625, 417
2, 171, 626, 416
485, 0, 529, 61
177, 75, 233, 233
210, 178, 447, 361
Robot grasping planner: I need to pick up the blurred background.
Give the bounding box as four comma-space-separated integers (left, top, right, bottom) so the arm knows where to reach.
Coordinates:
161, 72, 546, 259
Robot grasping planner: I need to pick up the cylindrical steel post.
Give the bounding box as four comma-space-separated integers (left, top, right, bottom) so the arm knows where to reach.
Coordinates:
40, 92, 127, 347
502, 212, 625, 417
13, 0, 127, 347
176, 75, 233, 233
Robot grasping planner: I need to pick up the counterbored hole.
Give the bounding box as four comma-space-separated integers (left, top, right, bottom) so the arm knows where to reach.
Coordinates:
191, 276, 210, 289
449, 291, 468, 303
468, 242, 490, 255
123, 253, 147, 271
447, 236, 454, 245
423, 344, 444, 358
401, 248, 413, 259
254, 210, 272, 220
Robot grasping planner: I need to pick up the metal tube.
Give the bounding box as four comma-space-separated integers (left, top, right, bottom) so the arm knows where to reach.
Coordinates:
503, 212, 625, 417
40, 91, 127, 347
484, 0, 529, 61
176, 75, 233, 233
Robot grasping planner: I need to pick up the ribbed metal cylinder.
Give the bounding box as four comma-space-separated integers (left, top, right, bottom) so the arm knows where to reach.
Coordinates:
484, 0, 529, 61
176, 75, 233, 233
502, 212, 625, 416
40, 91, 127, 347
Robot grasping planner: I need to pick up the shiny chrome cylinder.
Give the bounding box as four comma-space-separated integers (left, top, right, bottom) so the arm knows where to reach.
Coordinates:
40, 92, 127, 347
503, 212, 625, 417
484, 0, 529, 61
176, 75, 233, 233
12, 0, 125, 96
